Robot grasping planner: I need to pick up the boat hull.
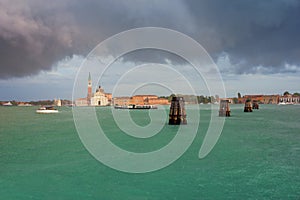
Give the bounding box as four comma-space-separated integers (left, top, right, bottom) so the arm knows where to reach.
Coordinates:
114, 105, 157, 109
36, 110, 59, 114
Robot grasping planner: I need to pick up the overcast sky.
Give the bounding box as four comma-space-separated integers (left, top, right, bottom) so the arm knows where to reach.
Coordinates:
0, 0, 299, 101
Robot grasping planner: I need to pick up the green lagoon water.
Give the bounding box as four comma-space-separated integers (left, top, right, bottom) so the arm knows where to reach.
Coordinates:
0, 105, 299, 199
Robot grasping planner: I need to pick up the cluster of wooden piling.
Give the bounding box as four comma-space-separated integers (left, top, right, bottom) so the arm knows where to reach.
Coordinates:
244, 100, 253, 112
168, 96, 260, 123
244, 99, 259, 112
219, 100, 231, 117
217, 99, 260, 117
169, 96, 187, 125
252, 100, 259, 109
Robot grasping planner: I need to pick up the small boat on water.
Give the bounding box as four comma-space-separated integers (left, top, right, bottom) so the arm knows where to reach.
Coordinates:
278, 102, 293, 105
114, 105, 157, 109
130, 105, 157, 109
36, 106, 59, 114
2, 102, 13, 106
114, 105, 131, 109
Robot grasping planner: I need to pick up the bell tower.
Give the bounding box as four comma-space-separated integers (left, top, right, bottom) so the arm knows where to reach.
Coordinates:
87, 72, 92, 106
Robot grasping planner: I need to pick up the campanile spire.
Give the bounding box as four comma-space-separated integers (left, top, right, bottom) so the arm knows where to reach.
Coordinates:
87, 72, 92, 106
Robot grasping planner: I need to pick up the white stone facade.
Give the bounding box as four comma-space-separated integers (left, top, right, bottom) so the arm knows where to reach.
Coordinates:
279, 95, 300, 104
91, 87, 108, 106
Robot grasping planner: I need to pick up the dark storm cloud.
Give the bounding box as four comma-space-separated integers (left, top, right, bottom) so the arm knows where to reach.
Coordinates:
0, 0, 79, 78
185, 0, 300, 74
0, 0, 299, 78
0, 0, 192, 78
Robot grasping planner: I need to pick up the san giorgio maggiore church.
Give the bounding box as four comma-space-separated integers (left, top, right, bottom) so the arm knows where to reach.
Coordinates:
75, 73, 112, 106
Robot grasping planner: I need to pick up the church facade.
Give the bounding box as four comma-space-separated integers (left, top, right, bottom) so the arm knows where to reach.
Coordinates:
75, 73, 111, 106
91, 86, 109, 106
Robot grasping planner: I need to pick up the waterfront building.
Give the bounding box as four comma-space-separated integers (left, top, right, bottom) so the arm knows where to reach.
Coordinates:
75, 98, 88, 106
112, 95, 169, 106
54, 98, 62, 106
279, 94, 300, 104
91, 86, 108, 106
262, 95, 280, 104
113, 97, 131, 106
147, 97, 169, 105
75, 73, 109, 106
239, 94, 299, 105
105, 93, 112, 105
237, 95, 279, 104
131, 95, 169, 105
130, 95, 151, 105
17, 102, 32, 106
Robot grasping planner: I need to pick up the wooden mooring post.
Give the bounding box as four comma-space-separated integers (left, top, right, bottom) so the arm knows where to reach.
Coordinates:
219, 100, 230, 117
244, 100, 253, 112
169, 97, 187, 125
252, 100, 259, 109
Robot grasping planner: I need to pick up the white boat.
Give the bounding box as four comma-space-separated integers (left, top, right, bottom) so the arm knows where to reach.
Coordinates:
114, 105, 157, 109
131, 105, 158, 109
36, 106, 59, 114
278, 102, 293, 105
2, 102, 13, 106
114, 105, 131, 109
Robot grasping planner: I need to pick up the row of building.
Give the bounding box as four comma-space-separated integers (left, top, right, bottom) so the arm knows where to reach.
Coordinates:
75, 73, 112, 106
113, 95, 169, 106
75, 73, 169, 106
75, 86, 112, 106
75, 73, 300, 106
75, 90, 169, 107
226, 94, 300, 104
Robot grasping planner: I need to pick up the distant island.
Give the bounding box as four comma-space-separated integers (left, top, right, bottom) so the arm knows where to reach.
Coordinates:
0, 99, 73, 107
225, 91, 300, 105
1, 74, 299, 107
1, 91, 299, 106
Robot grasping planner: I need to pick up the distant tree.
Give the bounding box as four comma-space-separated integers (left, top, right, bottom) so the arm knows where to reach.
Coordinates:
11, 100, 18, 106
168, 94, 176, 101
159, 96, 168, 99
208, 96, 212, 103
203, 96, 209, 104
29, 100, 54, 105
197, 95, 205, 103
293, 92, 300, 96
197, 96, 201, 103
238, 92, 241, 98
283, 91, 290, 96
196, 95, 215, 104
